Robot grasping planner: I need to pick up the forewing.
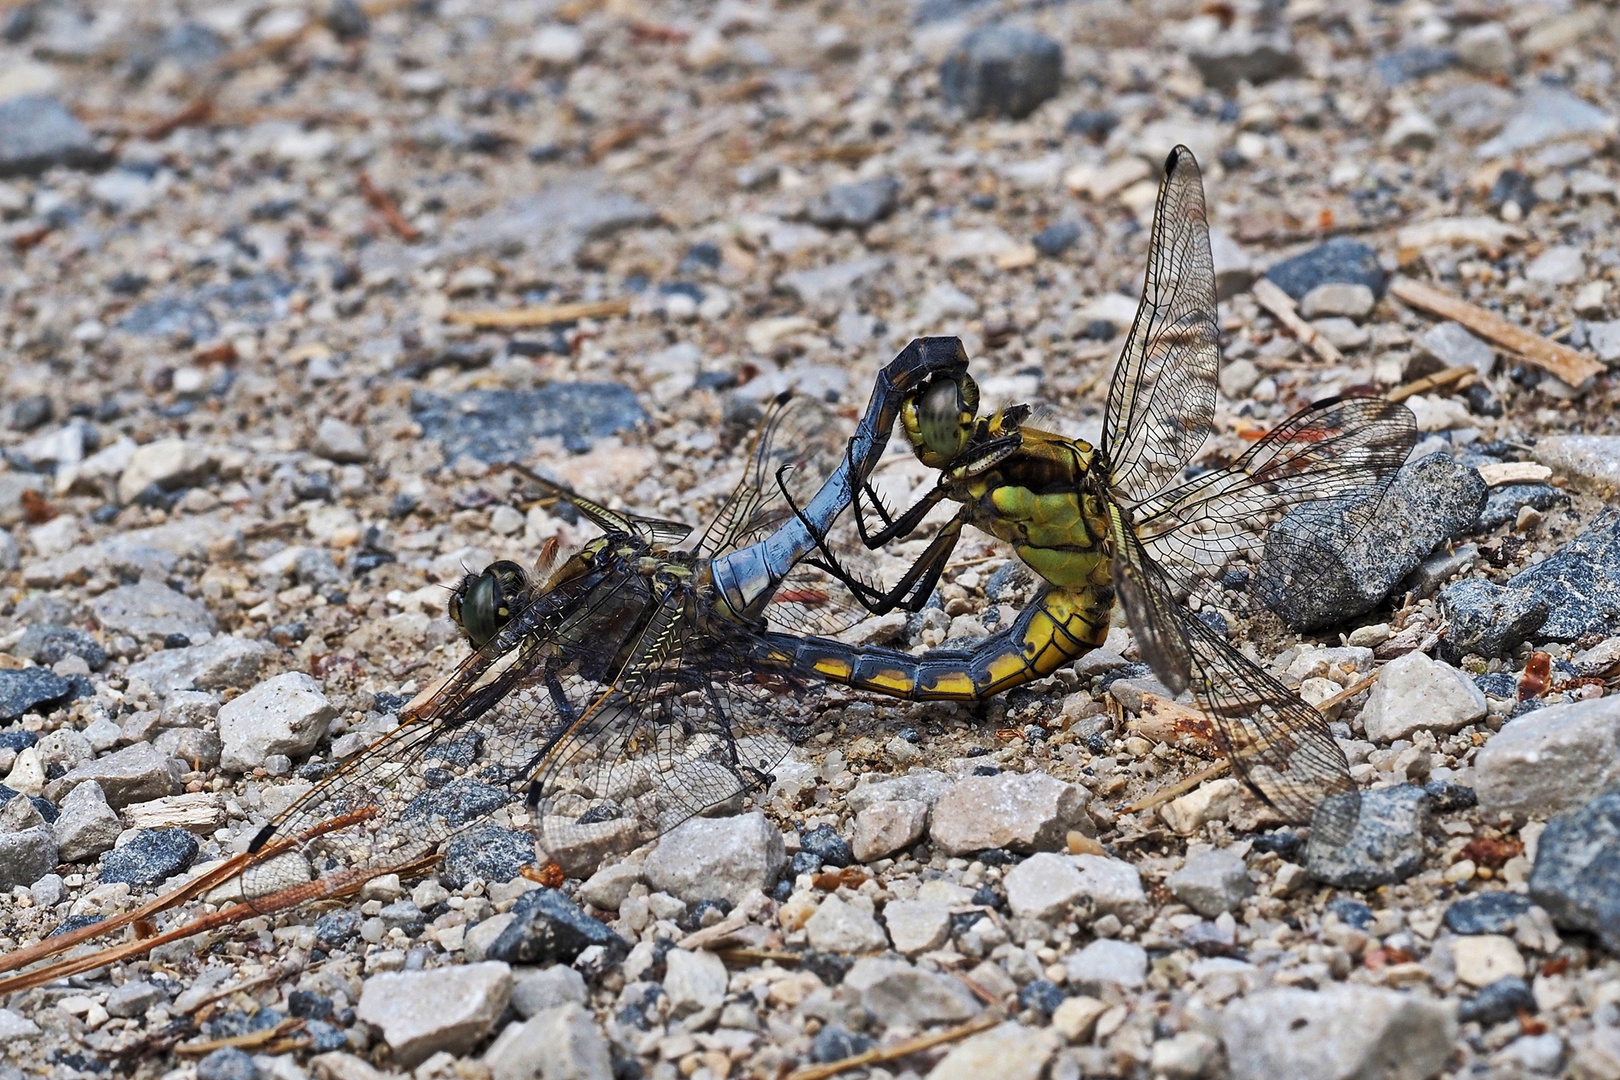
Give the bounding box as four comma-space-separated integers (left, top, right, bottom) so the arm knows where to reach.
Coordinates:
1102, 145, 1220, 505
1111, 511, 1358, 847
1130, 397, 1418, 605
530, 597, 796, 874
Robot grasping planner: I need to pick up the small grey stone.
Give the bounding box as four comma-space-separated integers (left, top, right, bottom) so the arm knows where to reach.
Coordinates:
90, 580, 217, 644
50, 741, 180, 810
1475, 696, 1620, 819
1477, 483, 1567, 531
929, 772, 1090, 855
1306, 784, 1430, 888
939, 25, 1063, 120
776, 256, 890, 307
1373, 46, 1456, 85
643, 811, 785, 906
1456, 22, 1515, 73
1003, 852, 1092, 923
1442, 509, 1620, 659
0, 529, 16, 571
35, 728, 92, 774
153, 728, 222, 772
485, 887, 628, 967
805, 894, 888, 954
412, 385, 647, 462
1358, 651, 1487, 743
578, 859, 642, 912
510, 965, 587, 1019
16, 625, 106, 671
1259, 453, 1484, 632
1221, 985, 1456, 1080
0, 795, 56, 890
806, 177, 900, 230
1444, 892, 1534, 936
0, 667, 72, 722
53, 779, 121, 862
312, 416, 369, 463
850, 799, 929, 863
356, 961, 512, 1067
1166, 849, 1253, 917
881, 899, 951, 955
842, 957, 982, 1028
1479, 86, 1616, 159
29, 873, 64, 908
106, 980, 169, 1019
1065, 939, 1148, 990
1032, 221, 1082, 258
0, 96, 105, 177
1263, 238, 1386, 301
99, 828, 199, 886
1417, 321, 1497, 378
1530, 789, 1620, 952
1298, 282, 1375, 321
482, 1002, 612, 1080
1525, 245, 1586, 286
929, 1021, 1058, 1080
195, 1047, 257, 1080
1534, 435, 1620, 489
125, 636, 274, 696
0, 1008, 40, 1041
1184, 20, 1296, 90
663, 947, 728, 1017
441, 823, 536, 890
217, 672, 336, 772
845, 769, 953, 812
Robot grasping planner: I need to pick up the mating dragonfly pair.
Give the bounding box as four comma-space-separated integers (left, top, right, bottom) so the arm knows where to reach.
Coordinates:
0, 147, 1415, 991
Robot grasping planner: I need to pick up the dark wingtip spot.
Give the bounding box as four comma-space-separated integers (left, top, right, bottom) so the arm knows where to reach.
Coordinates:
774, 389, 794, 406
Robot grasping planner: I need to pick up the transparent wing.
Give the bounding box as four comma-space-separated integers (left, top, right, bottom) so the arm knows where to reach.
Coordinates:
530, 595, 798, 874
1111, 509, 1359, 847
1131, 396, 1418, 606
1102, 145, 1220, 505
505, 463, 693, 546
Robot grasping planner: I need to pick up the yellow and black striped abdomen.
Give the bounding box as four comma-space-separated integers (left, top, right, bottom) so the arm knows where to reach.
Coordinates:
756, 581, 1114, 702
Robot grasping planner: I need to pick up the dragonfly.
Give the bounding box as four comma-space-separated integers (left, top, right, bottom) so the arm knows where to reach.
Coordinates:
0, 340, 971, 995
765, 146, 1418, 846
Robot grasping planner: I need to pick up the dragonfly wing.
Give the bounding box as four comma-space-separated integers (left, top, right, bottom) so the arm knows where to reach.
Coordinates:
529, 595, 796, 874
1102, 145, 1220, 506
507, 462, 694, 546
1130, 396, 1418, 605
1111, 509, 1359, 848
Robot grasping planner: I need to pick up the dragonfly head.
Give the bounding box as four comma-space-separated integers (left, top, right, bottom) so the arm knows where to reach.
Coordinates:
904, 371, 980, 469
449, 560, 530, 648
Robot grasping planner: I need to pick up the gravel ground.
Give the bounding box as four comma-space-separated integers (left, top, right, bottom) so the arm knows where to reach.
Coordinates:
2, 1, 1620, 1079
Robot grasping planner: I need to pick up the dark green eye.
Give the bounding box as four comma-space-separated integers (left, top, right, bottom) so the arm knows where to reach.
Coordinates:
908, 374, 979, 468
449, 560, 530, 647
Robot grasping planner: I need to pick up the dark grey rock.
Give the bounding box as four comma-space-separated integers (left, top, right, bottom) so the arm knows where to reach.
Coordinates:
107, 980, 169, 1019
811, 1025, 875, 1063
1444, 892, 1533, 935
1258, 454, 1485, 631
0, 96, 105, 177
807, 177, 900, 229
159, 22, 227, 70
326, 0, 369, 39
0, 667, 71, 720
1476, 483, 1568, 531
1458, 976, 1535, 1026
196, 1046, 257, 1080
1529, 789, 1620, 951
799, 824, 852, 868
120, 274, 294, 340
1186, 25, 1296, 90
1442, 510, 1620, 659
119, 295, 217, 341
440, 823, 535, 889
401, 778, 511, 829
1373, 47, 1456, 85
485, 887, 629, 966
1325, 897, 1373, 929
1262, 238, 1388, 301
0, 795, 57, 890
378, 901, 426, 933
16, 625, 106, 671
412, 385, 646, 462
1033, 221, 1082, 257
315, 907, 362, 946
10, 394, 51, 432
99, 828, 200, 886
1306, 785, 1429, 889
939, 25, 1063, 120
1425, 781, 1477, 812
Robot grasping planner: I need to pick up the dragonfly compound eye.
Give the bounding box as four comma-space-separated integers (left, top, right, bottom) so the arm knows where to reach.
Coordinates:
909, 373, 979, 468
450, 560, 529, 647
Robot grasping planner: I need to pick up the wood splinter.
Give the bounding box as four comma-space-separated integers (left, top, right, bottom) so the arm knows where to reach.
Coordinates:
1251, 278, 1345, 365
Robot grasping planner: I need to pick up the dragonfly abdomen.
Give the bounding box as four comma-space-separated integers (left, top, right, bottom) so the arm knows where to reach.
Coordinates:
757, 582, 1112, 701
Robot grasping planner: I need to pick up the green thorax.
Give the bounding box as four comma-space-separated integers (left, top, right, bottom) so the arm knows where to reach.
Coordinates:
951, 422, 1112, 589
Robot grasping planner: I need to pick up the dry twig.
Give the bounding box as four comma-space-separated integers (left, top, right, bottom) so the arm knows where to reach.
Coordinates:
358, 172, 421, 242
444, 298, 631, 327
1387, 365, 1475, 403
1390, 277, 1605, 387
783, 1014, 1001, 1080
1251, 278, 1345, 364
